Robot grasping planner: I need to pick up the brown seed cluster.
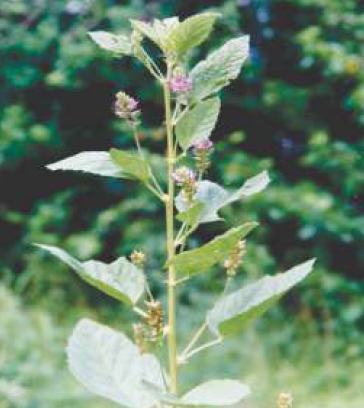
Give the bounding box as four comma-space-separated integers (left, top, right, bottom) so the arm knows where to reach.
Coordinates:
133, 323, 147, 354
224, 240, 247, 277
145, 300, 164, 344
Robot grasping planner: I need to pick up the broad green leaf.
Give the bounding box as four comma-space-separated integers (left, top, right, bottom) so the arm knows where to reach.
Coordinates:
177, 202, 204, 226
130, 18, 179, 50
130, 19, 162, 48
35, 244, 145, 306
46, 151, 127, 178
167, 13, 220, 57
187, 36, 250, 102
207, 259, 316, 336
176, 97, 220, 151
176, 171, 270, 224
167, 223, 258, 276
68, 318, 166, 408
88, 31, 132, 56
143, 379, 250, 406
110, 148, 150, 184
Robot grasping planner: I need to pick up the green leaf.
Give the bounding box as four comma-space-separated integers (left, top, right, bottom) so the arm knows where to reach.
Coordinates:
35, 244, 145, 306
176, 97, 220, 151
46, 151, 127, 178
176, 171, 270, 224
130, 18, 179, 50
188, 36, 250, 102
88, 31, 132, 56
167, 223, 258, 276
143, 379, 250, 406
130, 19, 162, 48
167, 13, 220, 57
68, 318, 166, 408
110, 148, 150, 184
177, 202, 204, 225
207, 259, 316, 337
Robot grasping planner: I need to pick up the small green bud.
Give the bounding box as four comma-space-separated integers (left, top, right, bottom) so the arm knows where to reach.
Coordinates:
130, 250, 146, 267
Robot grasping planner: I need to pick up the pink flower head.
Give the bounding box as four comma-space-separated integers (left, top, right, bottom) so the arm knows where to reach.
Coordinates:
115, 91, 140, 123
193, 139, 214, 153
128, 97, 139, 111
169, 74, 192, 94
172, 166, 196, 186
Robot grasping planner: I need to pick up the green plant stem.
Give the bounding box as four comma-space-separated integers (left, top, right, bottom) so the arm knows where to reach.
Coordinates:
164, 68, 178, 395
180, 322, 207, 358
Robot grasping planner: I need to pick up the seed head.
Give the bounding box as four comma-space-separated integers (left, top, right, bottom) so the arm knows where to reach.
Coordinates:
224, 240, 247, 277
172, 166, 196, 186
115, 91, 140, 123
173, 166, 197, 203
277, 393, 293, 408
133, 323, 147, 353
145, 300, 164, 344
193, 139, 214, 175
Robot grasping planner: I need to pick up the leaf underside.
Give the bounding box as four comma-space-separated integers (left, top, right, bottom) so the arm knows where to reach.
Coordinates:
35, 244, 145, 306
68, 318, 165, 408
46, 151, 127, 178
207, 258, 316, 336
176, 171, 270, 224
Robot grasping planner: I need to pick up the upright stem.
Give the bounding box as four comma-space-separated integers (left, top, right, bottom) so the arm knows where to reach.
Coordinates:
164, 66, 178, 394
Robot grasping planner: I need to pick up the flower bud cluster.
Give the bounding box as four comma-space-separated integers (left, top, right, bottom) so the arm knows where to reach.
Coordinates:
193, 139, 214, 175
172, 166, 197, 203
168, 67, 192, 94
115, 91, 140, 124
224, 240, 247, 277
130, 250, 146, 268
277, 393, 293, 408
145, 300, 164, 344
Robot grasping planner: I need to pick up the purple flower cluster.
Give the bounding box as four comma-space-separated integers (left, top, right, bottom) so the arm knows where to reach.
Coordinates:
172, 166, 196, 186
115, 91, 140, 123
192, 139, 214, 154
168, 74, 192, 94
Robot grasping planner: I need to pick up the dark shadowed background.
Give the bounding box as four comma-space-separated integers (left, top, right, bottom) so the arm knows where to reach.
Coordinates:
0, 1, 363, 407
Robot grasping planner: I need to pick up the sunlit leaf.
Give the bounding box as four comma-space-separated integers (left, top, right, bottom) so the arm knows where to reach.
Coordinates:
207, 259, 316, 336
46, 151, 127, 178
176, 171, 270, 224
176, 97, 220, 151
68, 318, 165, 408
188, 36, 250, 102
35, 244, 145, 306
88, 31, 132, 56
167, 13, 220, 57
110, 148, 150, 183
167, 223, 258, 276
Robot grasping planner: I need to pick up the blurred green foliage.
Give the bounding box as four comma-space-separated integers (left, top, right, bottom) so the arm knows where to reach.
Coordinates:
0, 0, 363, 406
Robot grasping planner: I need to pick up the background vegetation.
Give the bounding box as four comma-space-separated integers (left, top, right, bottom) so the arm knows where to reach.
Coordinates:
0, 0, 363, 407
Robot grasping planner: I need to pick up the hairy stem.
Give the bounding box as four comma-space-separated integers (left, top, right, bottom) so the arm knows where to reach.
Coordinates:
164, 66, 178, 394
